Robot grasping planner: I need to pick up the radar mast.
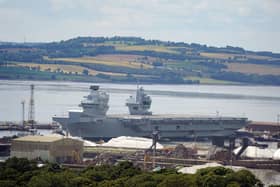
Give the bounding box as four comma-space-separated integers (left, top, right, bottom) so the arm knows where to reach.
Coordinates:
79, 85, 109, 118
126, 86, 152, 115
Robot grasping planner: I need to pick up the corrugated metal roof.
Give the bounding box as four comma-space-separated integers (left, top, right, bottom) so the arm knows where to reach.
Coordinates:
14, 135, 63, 143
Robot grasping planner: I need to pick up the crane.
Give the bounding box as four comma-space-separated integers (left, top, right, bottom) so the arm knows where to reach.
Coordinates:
28, 84, 35, 128
144, 130, 160, 170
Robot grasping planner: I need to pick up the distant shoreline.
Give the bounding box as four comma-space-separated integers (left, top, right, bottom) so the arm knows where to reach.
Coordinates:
0, 77, 256, 86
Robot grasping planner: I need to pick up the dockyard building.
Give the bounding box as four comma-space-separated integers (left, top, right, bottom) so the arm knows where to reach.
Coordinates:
10, 135, 83, 163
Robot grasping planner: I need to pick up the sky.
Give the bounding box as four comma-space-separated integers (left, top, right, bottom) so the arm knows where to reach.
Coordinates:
0, 0, 279, 52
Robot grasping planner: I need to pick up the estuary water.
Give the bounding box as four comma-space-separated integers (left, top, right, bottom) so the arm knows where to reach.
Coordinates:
0, 80, 280, 186
0, 80, 280, 123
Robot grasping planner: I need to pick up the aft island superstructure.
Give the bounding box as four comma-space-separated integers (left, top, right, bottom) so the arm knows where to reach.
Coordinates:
53, 85, 248, 140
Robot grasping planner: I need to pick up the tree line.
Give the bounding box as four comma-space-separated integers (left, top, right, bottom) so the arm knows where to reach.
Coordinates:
0, 157, 269, 187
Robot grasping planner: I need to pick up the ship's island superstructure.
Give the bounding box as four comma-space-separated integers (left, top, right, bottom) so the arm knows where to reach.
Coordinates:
53, 85, 248, 141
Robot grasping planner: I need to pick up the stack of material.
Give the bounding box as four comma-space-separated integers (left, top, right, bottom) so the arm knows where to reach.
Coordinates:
211, 149, 231, 161
273, 149, 280, 160
102, 136, 163, 149
83, 140, 97, 147
233, 146, 276, 159
61, 136, 97, 147
172, 144, 197, 158
179, 163, 223, 174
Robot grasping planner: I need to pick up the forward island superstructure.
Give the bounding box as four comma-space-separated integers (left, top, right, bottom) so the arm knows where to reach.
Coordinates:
53, 85, 248, 140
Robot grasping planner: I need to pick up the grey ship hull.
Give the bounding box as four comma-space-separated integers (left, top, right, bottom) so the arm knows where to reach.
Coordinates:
53, 114, 248, 140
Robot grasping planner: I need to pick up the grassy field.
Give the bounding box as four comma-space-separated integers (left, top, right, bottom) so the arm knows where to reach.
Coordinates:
186, 76, 240, 85
46, 56, 152, 69
14, 63, 126, 76
225, 63, 280, 75
115, 45, 179, 54
94, 54, 155, 63
94, 42, 179, 54
165, 60, 191, 68
200, 52, 241, 59
200, 52, 279, 61
245, 54, 276, 60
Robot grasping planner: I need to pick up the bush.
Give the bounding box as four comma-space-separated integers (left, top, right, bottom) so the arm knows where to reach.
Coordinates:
0, 158, 266, 187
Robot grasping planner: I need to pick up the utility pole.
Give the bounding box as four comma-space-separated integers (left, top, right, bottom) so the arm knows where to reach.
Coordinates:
277, 114, 280, 125
28, 84, 35, 128
21, 100, 25, 126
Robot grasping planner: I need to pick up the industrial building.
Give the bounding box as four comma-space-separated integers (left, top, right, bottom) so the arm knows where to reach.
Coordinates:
11, 135, 83, 163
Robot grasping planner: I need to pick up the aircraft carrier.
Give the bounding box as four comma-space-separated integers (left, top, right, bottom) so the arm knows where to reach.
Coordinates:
53, 85, 248, 141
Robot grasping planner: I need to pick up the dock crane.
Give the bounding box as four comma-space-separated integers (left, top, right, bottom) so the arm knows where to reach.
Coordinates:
144, 130, 160, 170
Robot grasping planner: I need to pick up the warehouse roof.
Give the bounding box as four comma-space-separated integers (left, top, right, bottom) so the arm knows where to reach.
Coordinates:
14, 135, 64, 143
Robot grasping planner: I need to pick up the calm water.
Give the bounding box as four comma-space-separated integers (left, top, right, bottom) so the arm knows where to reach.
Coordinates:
0, 80, 280, 123
0, 80, 280, 186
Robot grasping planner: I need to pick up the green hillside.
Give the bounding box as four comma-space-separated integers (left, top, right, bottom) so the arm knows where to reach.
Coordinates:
1, 36, 280, 85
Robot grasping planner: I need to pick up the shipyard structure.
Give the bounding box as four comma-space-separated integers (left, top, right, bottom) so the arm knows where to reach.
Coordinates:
53, 86, 248, 145
11, 135, 83, 163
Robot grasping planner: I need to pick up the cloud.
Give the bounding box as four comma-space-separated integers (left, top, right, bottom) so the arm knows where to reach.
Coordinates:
49, 0, 77, 11
0, 0, 279, 52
